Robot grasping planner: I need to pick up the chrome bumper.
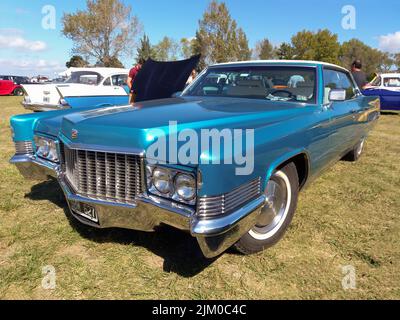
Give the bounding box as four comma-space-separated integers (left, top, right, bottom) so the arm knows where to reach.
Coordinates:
22, 102, 70, 112
10, 154, 265, 258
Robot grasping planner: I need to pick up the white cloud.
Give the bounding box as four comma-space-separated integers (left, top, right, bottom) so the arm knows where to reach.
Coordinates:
0, 29, 47, 52
0, 58, 65, 76
378, 31, 400, 53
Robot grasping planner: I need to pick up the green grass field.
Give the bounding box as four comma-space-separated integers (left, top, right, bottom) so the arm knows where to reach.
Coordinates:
0, 96, 399, 300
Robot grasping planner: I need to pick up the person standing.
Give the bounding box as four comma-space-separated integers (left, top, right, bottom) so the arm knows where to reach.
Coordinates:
128, 58, 145, 105
186, 69, 197, 86
351, 59, 367, 89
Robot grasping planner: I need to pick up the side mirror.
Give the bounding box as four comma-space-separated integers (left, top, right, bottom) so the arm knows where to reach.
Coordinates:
171, 91, 182, 98
329, 89, 346, 102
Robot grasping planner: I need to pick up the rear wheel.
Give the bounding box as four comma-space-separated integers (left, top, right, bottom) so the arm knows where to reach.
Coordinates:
13, 88, 24, 96
342, 138, 365, 162
234, 162, 299, 255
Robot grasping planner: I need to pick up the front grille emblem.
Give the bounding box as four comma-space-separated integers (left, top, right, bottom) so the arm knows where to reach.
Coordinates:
71, 129, 78, 139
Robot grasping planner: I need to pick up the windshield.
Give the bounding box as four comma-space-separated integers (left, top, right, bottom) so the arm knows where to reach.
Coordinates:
183, 66, 317, 103
65, 71, 103, 85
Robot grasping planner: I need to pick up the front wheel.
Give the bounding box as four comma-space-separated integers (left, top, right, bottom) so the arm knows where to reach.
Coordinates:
13, 88, 24, 96
234, 162, 299, 255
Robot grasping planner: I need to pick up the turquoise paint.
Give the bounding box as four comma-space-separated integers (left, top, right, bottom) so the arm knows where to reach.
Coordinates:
10, 61, 380, 197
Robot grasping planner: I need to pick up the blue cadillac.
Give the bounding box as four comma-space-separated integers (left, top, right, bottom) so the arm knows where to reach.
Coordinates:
9, 60, 380, 258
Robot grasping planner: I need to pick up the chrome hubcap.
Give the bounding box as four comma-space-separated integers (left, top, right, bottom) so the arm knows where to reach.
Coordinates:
356, 139, 365, 157
249, 171, 291, 240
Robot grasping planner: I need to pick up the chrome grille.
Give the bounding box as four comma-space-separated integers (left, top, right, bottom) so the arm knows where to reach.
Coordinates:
62, 145, 143, 204
198, 178, 261, 218
15, 141, 34, 155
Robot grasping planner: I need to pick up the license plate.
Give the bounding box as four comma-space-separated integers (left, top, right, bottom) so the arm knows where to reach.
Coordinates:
43, 96, 50, 103
69, 201, 98, 223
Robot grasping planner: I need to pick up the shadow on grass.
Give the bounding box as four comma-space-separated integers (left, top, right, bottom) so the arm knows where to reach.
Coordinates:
380, 111, 400, 116
25, 179, 218, 277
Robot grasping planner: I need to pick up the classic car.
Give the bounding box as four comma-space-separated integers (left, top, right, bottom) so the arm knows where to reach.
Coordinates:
0, 79, 24, 96
22, 68, 130, 112
362, 73, 400, 111
9, 60, 380, 258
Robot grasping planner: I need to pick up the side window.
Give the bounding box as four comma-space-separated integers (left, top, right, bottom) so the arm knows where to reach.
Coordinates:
111, 74, 128, 87
103, 77, 111, 86
323, 69, 357, 101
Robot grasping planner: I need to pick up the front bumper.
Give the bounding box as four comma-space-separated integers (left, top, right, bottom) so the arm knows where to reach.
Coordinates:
22, 101, 70, 112
10, 154, 265, 258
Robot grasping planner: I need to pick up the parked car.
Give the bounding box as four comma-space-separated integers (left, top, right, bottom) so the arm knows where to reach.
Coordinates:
10, 60, 380, 258
22, 68, 130, 112
362, 73, 400, 111
0, 80, 24, 96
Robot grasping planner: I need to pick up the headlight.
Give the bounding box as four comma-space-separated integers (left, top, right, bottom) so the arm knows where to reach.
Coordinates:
174, 174, 196, 202
152, 168, 173, 194
34, 136, 59, 162
146, 165, 197, 205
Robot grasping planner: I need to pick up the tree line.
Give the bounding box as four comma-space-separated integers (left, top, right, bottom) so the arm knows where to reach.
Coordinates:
63, 0, 400, 78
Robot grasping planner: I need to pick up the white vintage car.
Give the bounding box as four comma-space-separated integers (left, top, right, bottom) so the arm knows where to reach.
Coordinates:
22, 68, 130, 112
363, 73, 400, 111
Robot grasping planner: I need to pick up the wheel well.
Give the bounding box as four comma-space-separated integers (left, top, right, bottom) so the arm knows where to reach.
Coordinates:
277, 153, 309, 190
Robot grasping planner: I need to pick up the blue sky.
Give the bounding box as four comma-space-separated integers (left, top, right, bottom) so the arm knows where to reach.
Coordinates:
1, 0, 400, 76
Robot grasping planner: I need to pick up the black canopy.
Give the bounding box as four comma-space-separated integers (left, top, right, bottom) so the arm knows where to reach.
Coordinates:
132, 55, 200, 102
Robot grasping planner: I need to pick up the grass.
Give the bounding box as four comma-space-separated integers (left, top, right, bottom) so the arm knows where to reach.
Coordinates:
0, 96, 399, 300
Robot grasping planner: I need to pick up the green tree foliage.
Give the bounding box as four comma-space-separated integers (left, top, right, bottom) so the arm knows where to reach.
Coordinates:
254, 38, 275, 60
180, 37, 197, 59
395, 53, 400, 71
136, 34, 154, 62
66, 55, 88, 68
153, 36, 180, 61
379, 52, 394, 73
290, 29, 340, 64
96, 56, 125, 68
276, 42, 295, 60
62, 0, 141, 66
192, 1, 251, 68
339, 39, 387, 76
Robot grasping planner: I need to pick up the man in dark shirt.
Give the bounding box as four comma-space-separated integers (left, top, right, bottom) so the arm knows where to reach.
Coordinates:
128, 58, 145, 104
351, 59, 367, 89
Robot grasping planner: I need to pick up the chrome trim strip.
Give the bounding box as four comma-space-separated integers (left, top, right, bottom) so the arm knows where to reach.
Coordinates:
197, 178, 261, 218
14, 141, 34, 155
22, 102, 69, 112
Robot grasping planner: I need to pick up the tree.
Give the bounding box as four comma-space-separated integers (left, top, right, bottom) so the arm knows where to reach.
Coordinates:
395, 53, 400, 71
180, 37, 197, 59
153, 36, 180, 61
254, 38, 275, 60
96, 56, 125, 68
379, 52, 394, 72
291, 29, 340, 64
62, 0, 141, 65
339, 39, 384, 76
276, 42, 295, 60
236, 28, 251, 61
193, 1, 251, 67
66, 55, 88, 68
136, 34, 154, 63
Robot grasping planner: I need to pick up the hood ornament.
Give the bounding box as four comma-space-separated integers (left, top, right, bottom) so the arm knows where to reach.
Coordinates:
71, 129, 78, 139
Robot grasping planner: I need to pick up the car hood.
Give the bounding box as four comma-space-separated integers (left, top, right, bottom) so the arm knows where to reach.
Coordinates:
36, 96, 313, 156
